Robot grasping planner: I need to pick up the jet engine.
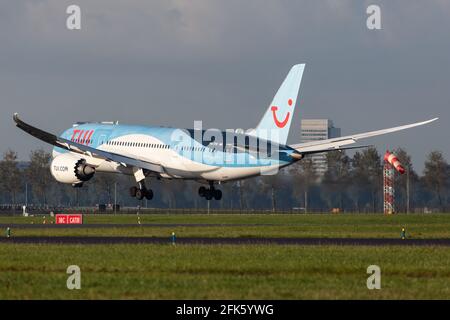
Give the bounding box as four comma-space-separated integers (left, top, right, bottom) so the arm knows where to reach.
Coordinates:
50, 153, 95, 185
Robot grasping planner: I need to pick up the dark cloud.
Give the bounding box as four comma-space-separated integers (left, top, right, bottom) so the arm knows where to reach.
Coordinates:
0, 0, 448, 172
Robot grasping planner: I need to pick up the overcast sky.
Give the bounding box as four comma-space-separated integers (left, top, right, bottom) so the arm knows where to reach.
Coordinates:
0, 0, 449, 172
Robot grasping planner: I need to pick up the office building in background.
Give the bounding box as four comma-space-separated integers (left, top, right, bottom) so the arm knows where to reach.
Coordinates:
300, 119, 341, 176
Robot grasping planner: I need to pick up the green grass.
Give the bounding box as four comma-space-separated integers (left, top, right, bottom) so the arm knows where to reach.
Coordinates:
1, 244, 450, 299
1, 213, 450, 239
1, 213, 450, 299
3, 212, 450, 225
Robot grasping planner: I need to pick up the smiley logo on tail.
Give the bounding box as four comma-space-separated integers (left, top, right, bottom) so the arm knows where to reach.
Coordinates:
271, 99, 293, 128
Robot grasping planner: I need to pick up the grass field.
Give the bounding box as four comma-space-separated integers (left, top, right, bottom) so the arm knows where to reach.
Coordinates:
1, 213, 450, 299
1, 213, 450, 238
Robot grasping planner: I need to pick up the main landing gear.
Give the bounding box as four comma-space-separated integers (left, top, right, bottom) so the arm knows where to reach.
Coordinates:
130, 168, 153, 200
130, 185, 153, 200
198, 182, 222, 201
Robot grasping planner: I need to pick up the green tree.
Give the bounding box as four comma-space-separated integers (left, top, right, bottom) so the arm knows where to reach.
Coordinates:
26, 149, 52, 205
261, 171, 285, 212
423, 151, 448, 209
322, 151, 351, 211
351, 148, 382, 212
93, 173, 117, 205
0, 150, 22, 204
393, 147, 418, 213
290, 158, 317, 212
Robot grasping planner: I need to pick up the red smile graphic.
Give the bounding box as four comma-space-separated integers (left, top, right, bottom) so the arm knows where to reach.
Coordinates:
271, 106, 290, 128
271, 99, 293, 128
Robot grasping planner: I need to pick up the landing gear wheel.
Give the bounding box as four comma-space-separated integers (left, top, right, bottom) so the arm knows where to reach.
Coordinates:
135, 189, 144, 200
198, 183, 222, 200
198, 186, 206, 197
205, 190, 213, 200
130, 186, 138, 197
145, 189, 154, 200
213, 189, 222, 201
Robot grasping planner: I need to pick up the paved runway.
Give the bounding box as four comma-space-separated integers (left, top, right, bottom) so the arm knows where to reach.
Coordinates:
1, 236, 450, 246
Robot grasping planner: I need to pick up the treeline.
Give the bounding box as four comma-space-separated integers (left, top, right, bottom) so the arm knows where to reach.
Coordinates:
0, 147, 449, 212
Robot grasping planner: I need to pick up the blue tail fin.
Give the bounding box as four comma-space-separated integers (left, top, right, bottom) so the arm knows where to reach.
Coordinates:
249, 64, 305, 145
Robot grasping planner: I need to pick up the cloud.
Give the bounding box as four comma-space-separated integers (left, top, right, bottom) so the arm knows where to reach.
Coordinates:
0, 1, 448, 171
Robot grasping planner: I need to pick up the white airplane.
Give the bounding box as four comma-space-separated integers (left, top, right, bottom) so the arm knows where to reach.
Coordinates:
14, 64, 437, 201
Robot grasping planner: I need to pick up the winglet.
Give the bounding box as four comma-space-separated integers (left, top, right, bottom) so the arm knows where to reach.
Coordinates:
13, 113, 19, 124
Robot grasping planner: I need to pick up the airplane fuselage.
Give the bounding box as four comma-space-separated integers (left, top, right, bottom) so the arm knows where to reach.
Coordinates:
53, 123, 297, 183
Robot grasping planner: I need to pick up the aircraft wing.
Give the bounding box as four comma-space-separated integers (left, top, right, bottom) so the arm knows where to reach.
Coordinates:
290, 118, 438, 154
13, 113, 164, 173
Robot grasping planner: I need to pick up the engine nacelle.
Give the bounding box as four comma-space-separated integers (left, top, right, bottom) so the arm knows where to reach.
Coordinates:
50, 153, 95, 185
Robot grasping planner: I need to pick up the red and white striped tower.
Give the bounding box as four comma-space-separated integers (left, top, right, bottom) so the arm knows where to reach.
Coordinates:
383, 160, 395, 214
383, 151, 406, 215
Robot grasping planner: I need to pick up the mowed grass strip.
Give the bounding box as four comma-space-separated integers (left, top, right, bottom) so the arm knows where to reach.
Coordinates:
1, 244, 450, 299
2, 213, 450, 225
5, 225, 450, 239
2, 214, 450, 239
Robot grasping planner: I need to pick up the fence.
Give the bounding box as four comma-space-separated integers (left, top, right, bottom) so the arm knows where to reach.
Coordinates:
0, 204, 448, 215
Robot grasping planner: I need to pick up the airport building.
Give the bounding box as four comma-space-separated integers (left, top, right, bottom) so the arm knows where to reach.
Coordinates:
300, 119, 341, 176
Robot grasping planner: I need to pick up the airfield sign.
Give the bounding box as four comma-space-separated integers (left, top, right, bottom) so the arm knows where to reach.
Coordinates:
55, 214, 83, 225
